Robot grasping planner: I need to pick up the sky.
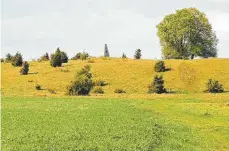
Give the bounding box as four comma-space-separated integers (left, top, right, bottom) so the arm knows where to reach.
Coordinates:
1, 0, 229, 60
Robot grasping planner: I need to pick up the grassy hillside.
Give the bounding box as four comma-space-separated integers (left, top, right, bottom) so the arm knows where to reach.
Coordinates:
1, 58, 229, 96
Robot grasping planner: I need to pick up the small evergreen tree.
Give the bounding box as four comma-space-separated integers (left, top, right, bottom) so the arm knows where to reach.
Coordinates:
20, 61, 29, 75
148, 75, 166, 94
67, 65, 93, 96
11, 52, 23, 67
50, 48, 62, 67
122, 53, 127, 58
205, 79, 224, 93
134, 49, 142, 59
155, 61, 166, 72
5, 53, 13, 62
40, 53, 49, 61
61, 51, 68, 63
72, 52, 82, 60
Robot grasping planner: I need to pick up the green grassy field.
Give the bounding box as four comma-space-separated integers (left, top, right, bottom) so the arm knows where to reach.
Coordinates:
2, 94, 229, 151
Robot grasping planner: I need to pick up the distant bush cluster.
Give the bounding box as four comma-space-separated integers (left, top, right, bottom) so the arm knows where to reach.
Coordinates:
72, 52, 89, 60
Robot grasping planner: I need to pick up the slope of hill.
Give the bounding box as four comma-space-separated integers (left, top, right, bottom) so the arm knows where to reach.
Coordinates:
1, 58, 229, 96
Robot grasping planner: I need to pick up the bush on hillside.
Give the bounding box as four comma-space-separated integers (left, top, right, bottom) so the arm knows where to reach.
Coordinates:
1, 58, 5, 62
155, 61, 166, 72
67, 65, 93, 96
93, 87, 104, 94
5, 53, 13, 62
205, 79, 224, 93
72, 52, 82, 60
50, 48, 62, 67
11, 52, 23, 67
61, 51, 68, 63
40, 53, 49, 61
35, 85, 41, 90
148, 75, 166, 94
20, 62, 29, 75
114, 89, 126, 94
80, 52, 89, 60
134, 49, 142, 59
122, 53, 127, 58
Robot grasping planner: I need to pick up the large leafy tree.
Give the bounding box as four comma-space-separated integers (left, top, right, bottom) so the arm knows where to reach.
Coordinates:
157, 8, 218, 59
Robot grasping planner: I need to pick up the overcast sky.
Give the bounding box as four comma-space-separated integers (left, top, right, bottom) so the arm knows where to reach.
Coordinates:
1, 0, 229, 60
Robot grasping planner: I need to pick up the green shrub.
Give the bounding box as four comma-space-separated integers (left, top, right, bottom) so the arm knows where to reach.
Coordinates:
148, 75, 166, 94
205, 79, 224, 93
134, 49, 142, 59
11, 52, 23, 67
72, 52, 82, 60
80, 52, 89, 60
155, 61, 166, 72
93, 87, 104, 94
50, 48, 62, 67
93, 80, 107, 86
114, 89, 126, 94
61, 51, 68, 63
5, 53, 13, 62
67, 65, 93, 96
1, 58, 5, 62
122, 53, 127, 58
40, 53, 49, 61
35, 85, 41, 90
20, 62, 29, 75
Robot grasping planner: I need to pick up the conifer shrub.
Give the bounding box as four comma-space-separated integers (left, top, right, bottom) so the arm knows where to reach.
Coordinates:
40, 53, 49, 61
61, 51, 68, 63
122, 53, 127, 58
20, 61, 29, 75
72, 52, 82, 60
134, 49, 142, 59
50, 48, 62, 67
93, 87, 104, 94
205, 79, 224, 93
67, 65, 93, 96
11, 52, 23, 67
5, 53, 13, 62
148, 75, 166, 94
35, 85, 41, 90
155, 61, 166, 72
114, 89, 126, 94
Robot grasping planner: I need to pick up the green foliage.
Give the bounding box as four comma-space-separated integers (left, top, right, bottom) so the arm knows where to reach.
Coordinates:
122, 53, 127, 58
5, 53, 13, 62
80, 52, 89, 60
93, 87, 104, 94
40, 53, 49, 61
35, 85, 41, 90
205, 79, 224, 93
134, 49, 142, 59
72, 52, 82, 60
72, 52, 89, 60
148, 75, 166, 94
11, 52, 23, 67
157, 8, 218, 59
155, 61, 166, 72
114, 89, 126, 94
20, 62, 29, 75
60, 51, 68, 63
67, 65, 93, 96
50, 48, 62, 67
1, 58, 5, 62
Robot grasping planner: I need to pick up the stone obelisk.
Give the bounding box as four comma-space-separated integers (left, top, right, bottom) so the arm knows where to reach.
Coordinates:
104, 44, 110, 57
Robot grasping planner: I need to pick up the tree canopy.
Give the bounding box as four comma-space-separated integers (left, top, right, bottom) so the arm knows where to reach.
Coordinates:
157, 8, 218, 59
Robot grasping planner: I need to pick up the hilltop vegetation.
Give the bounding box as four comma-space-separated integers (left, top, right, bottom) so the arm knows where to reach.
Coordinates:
1, 58, 228, 96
